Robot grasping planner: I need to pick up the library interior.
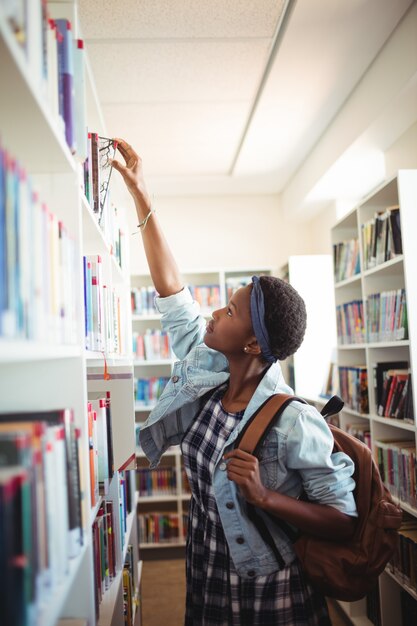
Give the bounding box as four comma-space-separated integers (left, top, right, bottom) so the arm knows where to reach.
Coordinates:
1, 1, 417, 625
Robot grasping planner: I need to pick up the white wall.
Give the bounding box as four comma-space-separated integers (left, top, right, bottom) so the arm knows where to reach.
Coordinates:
385, 120, 417, 178
128, 194, 311, 275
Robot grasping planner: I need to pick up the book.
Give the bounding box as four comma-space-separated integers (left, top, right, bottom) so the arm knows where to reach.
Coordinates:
55, 19, 75, 152
72, 39, 88, 162
0, 466, 31, 626
0, 410, 83, 559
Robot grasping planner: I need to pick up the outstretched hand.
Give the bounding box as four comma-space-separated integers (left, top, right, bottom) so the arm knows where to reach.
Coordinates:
223, 449, 269, 507
111, 139, 151, 208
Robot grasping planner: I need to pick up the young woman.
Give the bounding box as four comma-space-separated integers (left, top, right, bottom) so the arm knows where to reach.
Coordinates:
112, 140, 357, 626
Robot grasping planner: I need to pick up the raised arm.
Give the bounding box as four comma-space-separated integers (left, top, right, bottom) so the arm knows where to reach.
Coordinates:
111, 139, 183, 297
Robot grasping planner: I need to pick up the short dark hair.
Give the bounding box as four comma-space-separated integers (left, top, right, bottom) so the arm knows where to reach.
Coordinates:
259, 275, 307, 361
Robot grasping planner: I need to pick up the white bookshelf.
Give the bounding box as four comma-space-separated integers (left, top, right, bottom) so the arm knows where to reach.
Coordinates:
0, 3, 138, 626
330, 171, 417, 626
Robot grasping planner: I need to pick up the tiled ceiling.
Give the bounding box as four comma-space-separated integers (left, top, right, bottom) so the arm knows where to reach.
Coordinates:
78, 0, 414, 195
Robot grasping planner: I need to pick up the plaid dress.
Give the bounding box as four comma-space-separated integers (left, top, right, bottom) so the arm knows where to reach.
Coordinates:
181, 385, 331, 626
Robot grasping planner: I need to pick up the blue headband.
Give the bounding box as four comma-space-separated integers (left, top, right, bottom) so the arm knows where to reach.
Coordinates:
250, 276, 277, 364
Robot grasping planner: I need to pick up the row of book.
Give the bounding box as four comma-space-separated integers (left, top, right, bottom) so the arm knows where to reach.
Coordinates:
87, 393, 114, 506
338, 366, 369, 414
366, 289, 408, 343
132, 329, 171, 361
375, 439, 416, 508
82, 133, 126, 266
138, 513, 187, 545
188, 284, 221, 311
137, 467, 177, 497
134, 376, 170, 406
92, 500, 117, 619
333, 238, 361, 283
0, 143, 78, 344
336, 290, 408, 345
131, 286, 158, 315
362, 206, 403, 271
5, 4, 125, 271
123, 544, 139, 626
336, 300, 365, 345
83, 255, 124, 354
4, 4, 88, 160
373, 361, 414, 422
388, 517, 417, 594
0, 408, 83, 626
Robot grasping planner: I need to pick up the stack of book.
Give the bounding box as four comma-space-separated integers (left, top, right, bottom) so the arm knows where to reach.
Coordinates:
131, 286, 158, 315
366, 289, 408, 342
188, 284, 221, 311
137, 467, 177, 497
387, 516, 417, 594
123, 544, 138, 626
87, 392, 115, 506
0, 409, 83, 625
138, 513, 180, 544
135, 376, 170, 406
83, 255, 123, 354
362, 206, 403, 270
132, 329, 171, 361
373, 361, 414, 422
336, 300, 365, 344
333, 238, 361, 282
91, 500, 116, 618
345, 422, 371, 449
0, 143, 78, 344
338, 366, 369, 414
375, 439, 416, 507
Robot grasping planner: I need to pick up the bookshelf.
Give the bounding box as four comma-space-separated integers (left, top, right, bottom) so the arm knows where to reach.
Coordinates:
328, 171, 417, 626
132, 267, 272, 555
0, 3, 139, 626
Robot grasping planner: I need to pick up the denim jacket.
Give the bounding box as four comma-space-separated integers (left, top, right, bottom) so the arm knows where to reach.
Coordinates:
139, 287, 357, 579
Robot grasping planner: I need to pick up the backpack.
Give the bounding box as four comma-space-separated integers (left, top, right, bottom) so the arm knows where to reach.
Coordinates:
235, 393, 403, 601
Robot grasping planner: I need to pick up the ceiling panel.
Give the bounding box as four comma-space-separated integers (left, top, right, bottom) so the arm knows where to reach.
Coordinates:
103, 101, 251, 175
78, 0, 285, 40
87, 40, 270, 103
234, 0, 414, 176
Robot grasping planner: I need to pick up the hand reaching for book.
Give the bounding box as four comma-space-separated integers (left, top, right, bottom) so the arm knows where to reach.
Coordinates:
111, 139, 151, 211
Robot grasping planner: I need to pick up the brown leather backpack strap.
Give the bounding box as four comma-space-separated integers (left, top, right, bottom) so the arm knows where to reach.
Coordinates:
236, 393, 303, 455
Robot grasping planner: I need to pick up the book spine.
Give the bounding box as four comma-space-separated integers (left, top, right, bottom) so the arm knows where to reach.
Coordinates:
73, 39, 88, 162
55, 19, 75, 152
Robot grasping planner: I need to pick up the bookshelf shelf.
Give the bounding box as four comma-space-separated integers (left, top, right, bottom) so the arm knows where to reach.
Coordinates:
37, 545, 89, 626
332, 171, 417, 625
133, 358, 173, 366
132, 314, 162, 322
371, 414, 415, 431
139, 541, 187, 549
362, 254, 404, 278
0, 341, 82, 363
334, 274, 362, 289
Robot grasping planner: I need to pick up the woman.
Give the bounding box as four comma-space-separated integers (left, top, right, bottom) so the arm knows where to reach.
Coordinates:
112, 140, 357, 626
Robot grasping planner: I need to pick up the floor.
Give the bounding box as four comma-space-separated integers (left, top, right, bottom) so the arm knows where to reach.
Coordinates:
140, 559, 353, 626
